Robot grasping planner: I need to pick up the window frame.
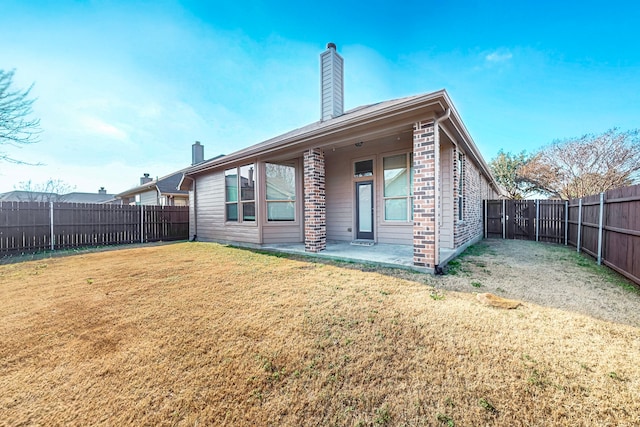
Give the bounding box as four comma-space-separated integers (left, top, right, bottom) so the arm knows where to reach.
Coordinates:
225, 163, 256, 223
381, 151, 414, 223
265, 161, 297, 222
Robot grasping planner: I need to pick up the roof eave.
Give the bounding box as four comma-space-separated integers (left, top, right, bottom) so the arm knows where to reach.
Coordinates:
184, 90, 449, 176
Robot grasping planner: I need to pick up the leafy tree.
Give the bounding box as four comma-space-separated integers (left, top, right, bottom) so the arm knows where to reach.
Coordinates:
488, 150, 535, 199
0, 69, 41, 164
519, 128, 640, 199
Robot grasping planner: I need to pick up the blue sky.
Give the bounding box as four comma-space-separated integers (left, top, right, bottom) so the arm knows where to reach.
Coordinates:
1, 0, 639, 194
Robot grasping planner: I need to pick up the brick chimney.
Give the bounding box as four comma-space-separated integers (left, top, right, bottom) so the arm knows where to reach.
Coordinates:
320, 42, 344, 121
192, 141, 204, 165
140, 173, 152, 185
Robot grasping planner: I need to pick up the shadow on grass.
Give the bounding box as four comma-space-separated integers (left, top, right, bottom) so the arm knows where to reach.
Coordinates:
0, 240, 188, 266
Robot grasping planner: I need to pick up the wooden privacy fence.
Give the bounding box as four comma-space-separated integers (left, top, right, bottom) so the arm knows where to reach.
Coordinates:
484, 199, 568, 244
567, 185, 640, 286
484, 184, 640, 286
0, 202, 189, 255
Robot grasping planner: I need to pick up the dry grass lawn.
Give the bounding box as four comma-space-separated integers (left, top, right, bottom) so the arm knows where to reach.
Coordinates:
1, 242, 639, 426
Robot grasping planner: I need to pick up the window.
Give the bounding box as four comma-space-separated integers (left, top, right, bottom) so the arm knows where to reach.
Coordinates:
354, 159, 373, 177
225, 164, 255, 222
266, 162, 296, 221
383, 153, 414, 221
457, 153, 464, 221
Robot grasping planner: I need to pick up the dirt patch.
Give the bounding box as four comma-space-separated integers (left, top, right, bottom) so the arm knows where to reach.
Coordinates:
437, 239, 640, 327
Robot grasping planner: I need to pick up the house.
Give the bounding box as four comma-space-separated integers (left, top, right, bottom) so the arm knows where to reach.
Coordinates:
60, 188, 118, 204
179, 43, 502, 272
116, 142, 219, 206
0, 188, 116, 203
117, 171, 190, 206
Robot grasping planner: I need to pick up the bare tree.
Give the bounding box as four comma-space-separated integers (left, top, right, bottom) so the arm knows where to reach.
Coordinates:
0, 69, 41, 164
520, 128, 640, 199
14, 179, 75, 202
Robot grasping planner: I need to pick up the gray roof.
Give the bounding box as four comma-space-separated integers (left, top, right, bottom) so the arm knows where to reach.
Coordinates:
116, 172, 188, 198
0, 190, 115, 203
117, 154, 225, 198
0, 191, 52, 202
180, 89, 502, 195
184, 92, 443, 176
59, 192, 117, 203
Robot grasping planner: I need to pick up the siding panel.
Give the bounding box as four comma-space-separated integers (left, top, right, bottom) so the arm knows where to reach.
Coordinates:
195, 171, 260, 244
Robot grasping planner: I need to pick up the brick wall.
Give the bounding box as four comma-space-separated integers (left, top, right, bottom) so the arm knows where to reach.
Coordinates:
454, 150, 484, 247
412, 120, 436, 268
304, 148, 326, 252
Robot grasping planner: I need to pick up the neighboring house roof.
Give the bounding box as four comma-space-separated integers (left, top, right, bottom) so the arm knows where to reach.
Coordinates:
120, 154, 226, 200
0, 191, 53, 202
116, 171, 189, 199
180, 89, 500, 194
0, 191, 116, 203
59, 192, 117, 204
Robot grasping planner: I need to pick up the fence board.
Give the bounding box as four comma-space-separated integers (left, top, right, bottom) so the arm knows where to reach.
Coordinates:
0, 202, 188, 255
484, 183, 640, 287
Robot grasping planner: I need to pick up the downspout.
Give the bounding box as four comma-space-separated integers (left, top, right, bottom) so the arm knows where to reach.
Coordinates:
192, 179, 198, 241
433, 107, 450, 271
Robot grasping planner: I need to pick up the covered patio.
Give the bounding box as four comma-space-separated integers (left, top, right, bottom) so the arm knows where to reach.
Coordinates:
259, 241, 459, 271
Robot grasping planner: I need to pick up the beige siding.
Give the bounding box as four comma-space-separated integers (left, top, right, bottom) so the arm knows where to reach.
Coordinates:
325, 149, 353, 241
324, 138, 413, 245
195, 171, 260, 244
139, 190, 158, 205
262, 225, 302, 243
439, 142, 454, 249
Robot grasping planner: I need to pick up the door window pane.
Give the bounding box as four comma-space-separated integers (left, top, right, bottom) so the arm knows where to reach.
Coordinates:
358, 183, 372, 232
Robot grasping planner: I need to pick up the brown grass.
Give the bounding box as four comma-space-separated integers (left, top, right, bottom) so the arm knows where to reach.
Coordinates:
1, 242, 639, 426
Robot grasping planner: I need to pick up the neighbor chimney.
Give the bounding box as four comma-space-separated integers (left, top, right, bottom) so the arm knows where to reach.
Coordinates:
140, 173, 152, 185
192, 141, 204, 165
98, 187, 106, 194
320, 42, 344, 121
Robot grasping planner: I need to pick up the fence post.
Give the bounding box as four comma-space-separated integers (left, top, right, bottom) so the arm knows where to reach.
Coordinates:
502, 199, 506, 239
50, 202, 55, 251
483, 200, 487, 238
597, 192, 605, 265
576, 198, 582, 252
140, 205, 145, 243
535, 199, 540, 242
564, 200, 568, 245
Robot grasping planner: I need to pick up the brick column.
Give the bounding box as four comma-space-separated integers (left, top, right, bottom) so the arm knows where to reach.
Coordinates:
413, 120, 437, 268
304, 148, 326, 252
